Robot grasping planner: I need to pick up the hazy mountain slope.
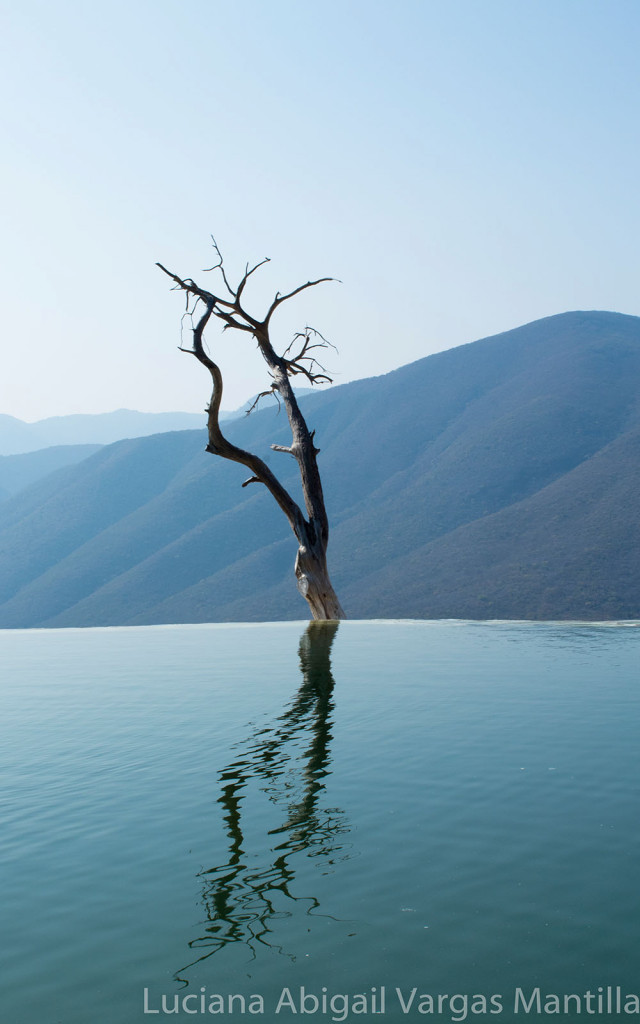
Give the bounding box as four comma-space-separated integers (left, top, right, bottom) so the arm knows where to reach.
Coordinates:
142, 316, 640, 624
0, 410, 206, 455
0, 310, 638, 626
21, 487, 291, 629
0, 415, 39, 457
329, 316, 640, 581
0, 431, 204, 609
0, 399, 301, 456
345, 425, 640, 620
0, 444, 102, 501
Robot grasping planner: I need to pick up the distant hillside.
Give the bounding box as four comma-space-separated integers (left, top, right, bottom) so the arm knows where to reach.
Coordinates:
0, 444, 103, 502
0, 398, 309, 457
0, 310, 639, 626
0, 409, 207, 455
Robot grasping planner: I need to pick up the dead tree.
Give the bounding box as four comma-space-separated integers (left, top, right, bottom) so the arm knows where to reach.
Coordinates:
158, 242, 345, 621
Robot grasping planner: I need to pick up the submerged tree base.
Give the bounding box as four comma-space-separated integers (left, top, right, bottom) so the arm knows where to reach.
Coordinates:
295, 541, 345, 620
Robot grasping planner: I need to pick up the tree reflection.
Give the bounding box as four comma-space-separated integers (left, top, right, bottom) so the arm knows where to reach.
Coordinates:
176, 621, 349, 982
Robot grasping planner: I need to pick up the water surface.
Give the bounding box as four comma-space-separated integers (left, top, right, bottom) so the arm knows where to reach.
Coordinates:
1, 620, 639, 1023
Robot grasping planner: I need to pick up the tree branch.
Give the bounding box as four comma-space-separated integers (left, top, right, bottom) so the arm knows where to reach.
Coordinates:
202, 235, 235, 295
159, 249, 334, 542
236, 256, 271, 305
245, 385, 280, 416
265, 278, 338, 326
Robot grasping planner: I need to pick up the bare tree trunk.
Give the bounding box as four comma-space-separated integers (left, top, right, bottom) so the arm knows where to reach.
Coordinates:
158, 245, 345, 621
295, 522, 345, 620
267, 362, 345, 620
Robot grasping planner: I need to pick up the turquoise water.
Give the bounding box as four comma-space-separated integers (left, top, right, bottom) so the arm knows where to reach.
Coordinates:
1, 620, 639, 1023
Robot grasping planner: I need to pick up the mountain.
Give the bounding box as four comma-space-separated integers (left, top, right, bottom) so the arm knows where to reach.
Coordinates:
0, 398, 311, 458
0, 409, 207, 455
0, 444, 103, 502
0, 310, 639, 626
0, 402, 280, 499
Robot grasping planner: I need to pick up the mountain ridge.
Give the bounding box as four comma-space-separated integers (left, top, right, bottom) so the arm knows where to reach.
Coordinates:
0, 309, 638, 626
0, 409, 206, 456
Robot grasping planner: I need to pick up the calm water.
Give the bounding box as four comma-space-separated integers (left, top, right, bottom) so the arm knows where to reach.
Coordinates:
1, 620, 639, 1024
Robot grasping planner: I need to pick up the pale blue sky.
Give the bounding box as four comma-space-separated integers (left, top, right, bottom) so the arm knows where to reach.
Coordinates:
1, 0, 639, 420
